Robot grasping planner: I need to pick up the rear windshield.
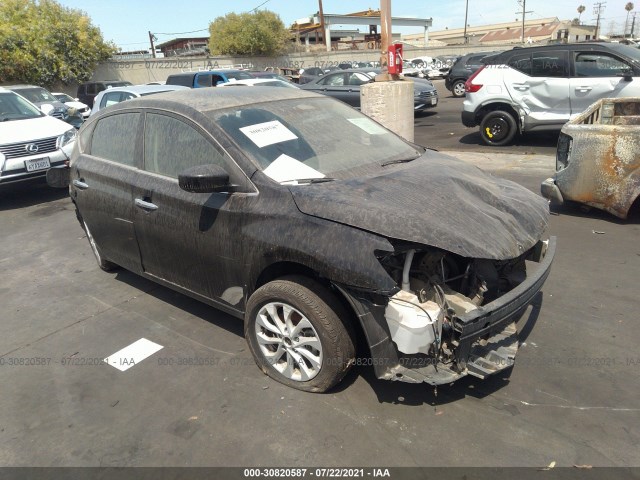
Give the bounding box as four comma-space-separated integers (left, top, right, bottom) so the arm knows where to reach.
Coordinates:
13, 87, 57, 104
224, 71, 254, 81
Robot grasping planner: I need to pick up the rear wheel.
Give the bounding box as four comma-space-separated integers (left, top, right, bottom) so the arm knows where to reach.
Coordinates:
452, 80, 466, 97
480, 110, 517, 146
245, 276, 355, 392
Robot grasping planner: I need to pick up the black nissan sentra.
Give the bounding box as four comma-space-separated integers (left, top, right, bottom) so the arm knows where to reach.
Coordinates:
49, 88, 555, 392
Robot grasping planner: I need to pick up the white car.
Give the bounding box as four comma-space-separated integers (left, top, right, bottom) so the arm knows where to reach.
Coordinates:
462, 43, 640, 145
218, 79, 298, 88
0, 88, 76, 186
90, 84, 189, 117
52, 92, 91, 118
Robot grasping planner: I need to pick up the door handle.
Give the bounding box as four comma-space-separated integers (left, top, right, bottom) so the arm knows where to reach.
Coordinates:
72, 179, 88, 190
575, 86, 592, 92
512, 84, 529, 91
135, 198, 158, 211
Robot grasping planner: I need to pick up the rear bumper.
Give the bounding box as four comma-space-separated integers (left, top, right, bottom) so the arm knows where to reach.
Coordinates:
461, 110, 477, 127
336, 237, 556, 386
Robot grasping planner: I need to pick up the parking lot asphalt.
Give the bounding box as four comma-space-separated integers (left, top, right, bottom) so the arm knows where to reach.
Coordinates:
1, 136, 639, 467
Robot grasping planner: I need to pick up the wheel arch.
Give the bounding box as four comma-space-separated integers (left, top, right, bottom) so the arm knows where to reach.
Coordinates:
475, 102, 521, 133
251, 261, 368, 354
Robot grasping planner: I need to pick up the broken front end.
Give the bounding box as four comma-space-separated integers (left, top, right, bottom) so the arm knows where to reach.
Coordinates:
336, 238, 556, 385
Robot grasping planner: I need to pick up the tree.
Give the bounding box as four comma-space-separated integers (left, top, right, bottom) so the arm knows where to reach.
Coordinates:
0, 0, 116, 88
577, 5, 586, 24
208, 10, 289, 56
625, 2, 634, 37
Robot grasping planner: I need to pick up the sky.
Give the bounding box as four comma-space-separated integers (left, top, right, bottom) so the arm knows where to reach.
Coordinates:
56, 0, 638, 50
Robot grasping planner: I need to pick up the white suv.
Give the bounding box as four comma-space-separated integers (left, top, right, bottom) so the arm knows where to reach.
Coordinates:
0, 88, 77, 186
461, 43, 640, 146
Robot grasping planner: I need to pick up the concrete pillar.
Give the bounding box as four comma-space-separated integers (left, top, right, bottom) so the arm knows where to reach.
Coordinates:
325, 24, 331, 51
424, 26, 429, 46
361, 81, 414, 142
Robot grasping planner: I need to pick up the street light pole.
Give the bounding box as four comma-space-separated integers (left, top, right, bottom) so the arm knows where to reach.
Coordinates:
380, 0, 392, 76
463, 0, 469, 44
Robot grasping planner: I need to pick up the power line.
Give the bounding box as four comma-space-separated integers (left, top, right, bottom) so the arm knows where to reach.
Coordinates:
250, 0, 272, 13
153, 28, 209, 36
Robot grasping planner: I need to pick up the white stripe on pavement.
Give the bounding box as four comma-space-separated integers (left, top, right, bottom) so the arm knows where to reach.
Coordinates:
104, 338, 163, 372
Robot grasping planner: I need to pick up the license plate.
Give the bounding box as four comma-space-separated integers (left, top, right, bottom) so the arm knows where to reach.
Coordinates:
25, 157, 50, 172
431, 98, 437, 106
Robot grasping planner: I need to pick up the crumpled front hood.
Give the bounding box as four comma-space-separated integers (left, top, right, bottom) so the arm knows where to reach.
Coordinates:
289, 152, 549, 260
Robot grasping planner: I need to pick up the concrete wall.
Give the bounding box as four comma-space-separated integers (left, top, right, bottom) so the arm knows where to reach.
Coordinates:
63, 44, 511, 95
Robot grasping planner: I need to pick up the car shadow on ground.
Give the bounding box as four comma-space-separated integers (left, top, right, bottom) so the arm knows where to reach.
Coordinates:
112, 267, 545, 404
551, 201, 640, 225
0, 181, 68, 211
113, 269, 245, 338
458, 131, 560, 149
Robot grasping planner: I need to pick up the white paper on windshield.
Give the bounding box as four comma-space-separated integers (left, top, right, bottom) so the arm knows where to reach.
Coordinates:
347, 117, 387, 135
240, 120, 298, 148
263, 154, 325, 183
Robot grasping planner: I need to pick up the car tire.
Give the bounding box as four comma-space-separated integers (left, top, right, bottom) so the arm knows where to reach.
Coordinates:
452, 80, 466, 98
480, 110, 518, 146
80, 218, 118, 272
245, 275, 356, 393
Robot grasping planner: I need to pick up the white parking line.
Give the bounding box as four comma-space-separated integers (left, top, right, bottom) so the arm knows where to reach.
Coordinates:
104, 338, 163, 372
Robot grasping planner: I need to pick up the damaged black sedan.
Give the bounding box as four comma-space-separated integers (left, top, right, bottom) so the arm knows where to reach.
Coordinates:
54, 88, 555, 392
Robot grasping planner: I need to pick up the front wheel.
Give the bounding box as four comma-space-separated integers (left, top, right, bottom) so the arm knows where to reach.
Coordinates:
245, 276, 355, 393
452, 80, 466, 97
479, 110, 518, 146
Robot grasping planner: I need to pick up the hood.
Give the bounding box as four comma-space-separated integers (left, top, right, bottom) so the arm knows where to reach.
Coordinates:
289, 152, 549, 260
0, 115, 72, 145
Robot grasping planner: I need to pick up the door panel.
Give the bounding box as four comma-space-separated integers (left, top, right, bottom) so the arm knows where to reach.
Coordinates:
72, 112, 143, 271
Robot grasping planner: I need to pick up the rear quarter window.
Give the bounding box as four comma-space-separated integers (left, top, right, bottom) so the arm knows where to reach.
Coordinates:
508, 53, 532, 75
531, 51, 568, 77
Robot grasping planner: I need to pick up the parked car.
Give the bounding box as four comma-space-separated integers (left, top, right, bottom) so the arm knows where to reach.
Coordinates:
299, 69, 438, 112
90, 84, 189, 117
218, 79, 298, 89
445, 51, 500, 97
298, 67, 326, 85
6, 85, 83, 129
77, 80, 132, 107
541, 97, 640, 219
166, 70, 254, 88
0, 87, 76, 186
462, 43, 640, 146
248, 71, 293, 83
52, 92, 91, 118
47, 87, 554, 392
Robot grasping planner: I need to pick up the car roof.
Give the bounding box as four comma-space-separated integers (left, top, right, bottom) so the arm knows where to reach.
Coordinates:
102, 87, 321, 116
96, 84, 189, 95
4, 84, 44, 89
81, 80, 130, 85
489, 42, 640, 63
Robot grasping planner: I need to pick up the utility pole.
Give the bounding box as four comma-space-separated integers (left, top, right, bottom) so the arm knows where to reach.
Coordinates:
516, 0, 533, 45
380, 0, 394, 77
632, 12, 637, 38
463, 0, 469, 44
318, 0, 325, 45
593, 2, 606, 40
148, 31, 157, 58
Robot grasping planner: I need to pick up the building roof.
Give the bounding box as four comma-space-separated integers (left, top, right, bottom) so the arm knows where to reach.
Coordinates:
155, 37, 209, 50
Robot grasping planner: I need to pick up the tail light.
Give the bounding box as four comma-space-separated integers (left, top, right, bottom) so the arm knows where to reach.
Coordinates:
465, 65, 485, 93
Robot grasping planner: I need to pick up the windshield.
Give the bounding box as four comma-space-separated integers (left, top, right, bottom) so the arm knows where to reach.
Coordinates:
211, 97, 422, 183
14, 87, 57, 104
254, 81, 297, 89
608, 44, 640, 64
54, 93, 74, 103
0, 92, 43, 121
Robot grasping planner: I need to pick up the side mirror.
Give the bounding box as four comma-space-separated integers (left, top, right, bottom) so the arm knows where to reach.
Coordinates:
74, 97, 80, 102
620, 67, 634, 81
178, 164, 232, 193
46, 165, 70, 188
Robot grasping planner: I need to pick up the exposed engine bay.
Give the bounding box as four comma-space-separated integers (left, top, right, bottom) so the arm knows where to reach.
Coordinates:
378, 245, 531, 367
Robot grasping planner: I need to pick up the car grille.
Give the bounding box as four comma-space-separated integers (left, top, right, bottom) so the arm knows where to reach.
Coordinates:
0, 136, 59, 159
418, 90, 438, 99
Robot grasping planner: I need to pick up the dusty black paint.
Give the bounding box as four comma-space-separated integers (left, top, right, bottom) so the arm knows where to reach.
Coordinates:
68, 87, 554, 385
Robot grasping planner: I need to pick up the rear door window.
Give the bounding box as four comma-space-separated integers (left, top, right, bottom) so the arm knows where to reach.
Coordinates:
531, 51, 568, 77
90, 113, 141, 166
508, 53, 532, 75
